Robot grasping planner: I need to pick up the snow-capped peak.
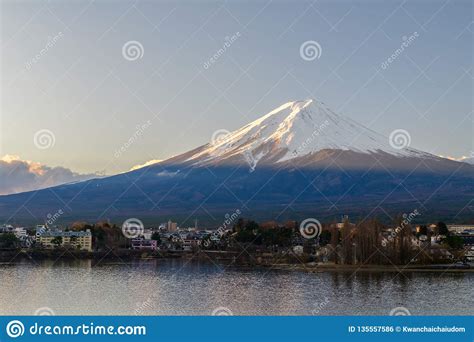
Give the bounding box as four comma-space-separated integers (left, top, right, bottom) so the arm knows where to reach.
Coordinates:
184, 99, 426, 167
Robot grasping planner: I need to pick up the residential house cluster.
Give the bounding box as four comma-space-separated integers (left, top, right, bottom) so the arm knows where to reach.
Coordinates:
130, 220, 230, 252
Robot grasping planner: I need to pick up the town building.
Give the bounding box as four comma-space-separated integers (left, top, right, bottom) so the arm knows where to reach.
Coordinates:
465, 246, 474, 262
35, 225, 47, 236
0, 224, 14, 233
12, 227, 28, 238
448, 224, 474, 234
142, 229, 153, 240
182, 237, 201, 251
167, 220, 178, 232
334, 216, 354, 229
38, 230, 92, 251
131, 239, 158, 251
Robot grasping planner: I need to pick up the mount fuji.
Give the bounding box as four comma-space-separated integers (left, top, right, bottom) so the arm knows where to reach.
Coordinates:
1, 100, 472, 225
167, 99, 435, 169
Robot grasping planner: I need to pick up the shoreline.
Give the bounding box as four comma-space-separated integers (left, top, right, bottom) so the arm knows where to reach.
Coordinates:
0, 249, 472, 273
267, 263, 474, 273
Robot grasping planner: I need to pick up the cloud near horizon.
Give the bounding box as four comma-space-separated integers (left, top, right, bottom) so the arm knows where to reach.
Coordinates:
0, 155, 99, 195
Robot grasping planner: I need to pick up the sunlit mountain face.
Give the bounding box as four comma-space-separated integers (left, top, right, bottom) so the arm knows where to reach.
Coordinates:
1, 100, 473, 226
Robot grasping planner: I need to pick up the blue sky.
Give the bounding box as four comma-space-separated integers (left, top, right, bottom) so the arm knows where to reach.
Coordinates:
1, 0, 472, 178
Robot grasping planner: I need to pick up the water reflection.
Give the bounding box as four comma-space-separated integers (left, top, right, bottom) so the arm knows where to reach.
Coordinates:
0, 260, 472, 315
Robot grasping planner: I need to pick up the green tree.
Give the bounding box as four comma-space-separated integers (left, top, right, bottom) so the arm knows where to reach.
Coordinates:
0, 233, 19, 248
260, 228, 293, 247
235, 221, 261, 244
437, 222, 449, 236
417, 225, 428, 237
340, 218, 354, 265
234, 218, 245, 232
51, 236, 63, 248
393, 214, 414, 265
319, 230, 331, 246
329, 225, 340, 264
443, 235, 464, 250
151, 232, 161, 244
201, 234, 211, 249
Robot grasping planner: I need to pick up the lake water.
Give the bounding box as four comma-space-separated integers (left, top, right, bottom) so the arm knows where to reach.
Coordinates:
0, 259, 472, 315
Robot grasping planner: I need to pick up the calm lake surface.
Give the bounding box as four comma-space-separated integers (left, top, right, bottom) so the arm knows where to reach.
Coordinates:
0, 259, 472, 315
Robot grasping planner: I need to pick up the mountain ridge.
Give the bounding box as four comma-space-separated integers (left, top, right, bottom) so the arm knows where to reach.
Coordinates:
0, 99, 472, 225
161, 99, 455, 171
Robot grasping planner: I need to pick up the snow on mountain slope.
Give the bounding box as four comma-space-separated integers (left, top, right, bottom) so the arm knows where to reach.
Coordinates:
459, 156, 474, 165
183, 99, 431, 167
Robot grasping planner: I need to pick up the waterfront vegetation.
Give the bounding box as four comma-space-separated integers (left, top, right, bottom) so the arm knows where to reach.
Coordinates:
0, 218, 472, 268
